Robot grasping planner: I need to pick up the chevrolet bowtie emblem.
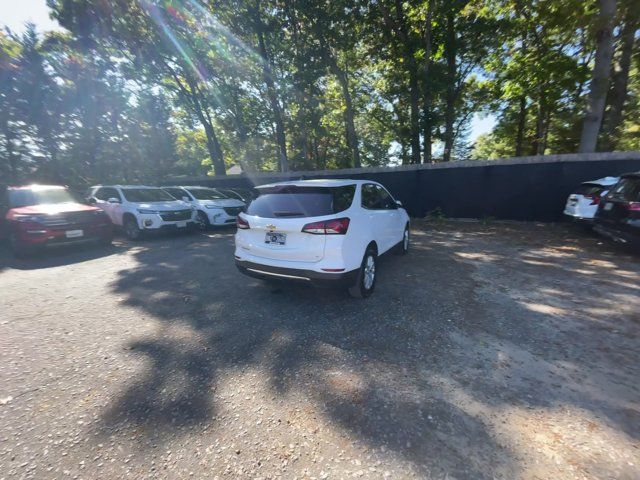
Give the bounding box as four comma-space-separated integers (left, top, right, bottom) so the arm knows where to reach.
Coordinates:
266, 224, 276, 230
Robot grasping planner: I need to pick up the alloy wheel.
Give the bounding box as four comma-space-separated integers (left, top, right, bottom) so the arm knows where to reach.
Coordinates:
363, 254, 376, 290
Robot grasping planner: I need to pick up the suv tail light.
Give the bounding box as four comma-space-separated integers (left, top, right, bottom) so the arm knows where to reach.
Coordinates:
625, 202, 640, 212
586, 194, 601, 205
302, 217, 350, 235
236, 215, 250, 229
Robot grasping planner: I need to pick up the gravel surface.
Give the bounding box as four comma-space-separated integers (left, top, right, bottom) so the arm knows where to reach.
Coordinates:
1, 220, 639, 480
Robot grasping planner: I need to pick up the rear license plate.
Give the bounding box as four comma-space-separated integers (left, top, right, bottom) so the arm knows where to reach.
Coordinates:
604, 202, 614, 211
176, 221, 187, 228
65, 229, 83, 238
265, 232, 286, 245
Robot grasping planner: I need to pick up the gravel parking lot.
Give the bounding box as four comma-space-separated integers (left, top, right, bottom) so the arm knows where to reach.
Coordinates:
1, 220, 639, 480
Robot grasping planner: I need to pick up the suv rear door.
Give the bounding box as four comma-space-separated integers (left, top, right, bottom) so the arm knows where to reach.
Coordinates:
361, 183, 401, 253
240, 185, 355, 263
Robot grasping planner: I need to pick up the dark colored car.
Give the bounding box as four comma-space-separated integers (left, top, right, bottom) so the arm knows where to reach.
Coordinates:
216, 188, 258, 204
594, 172, 640, 247
0, 185, 113, 257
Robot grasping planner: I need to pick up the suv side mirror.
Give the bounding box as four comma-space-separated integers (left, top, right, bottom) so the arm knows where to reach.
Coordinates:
182, 196, 191, 202
87, 197, 97, 204
395, 200, 403, 208
108, 197, 121, 204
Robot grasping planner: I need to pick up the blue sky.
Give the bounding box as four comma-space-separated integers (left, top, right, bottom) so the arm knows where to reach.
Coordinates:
1, 0, 496, 143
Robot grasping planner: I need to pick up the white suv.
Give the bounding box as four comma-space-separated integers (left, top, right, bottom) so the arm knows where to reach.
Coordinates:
234, 179, 410, 297
563, 176, 619, 223
163, 186, 245, 229
87, 185, 196, 240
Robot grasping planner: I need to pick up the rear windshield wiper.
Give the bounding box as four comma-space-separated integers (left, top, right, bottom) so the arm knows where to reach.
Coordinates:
273, 211, 305, 217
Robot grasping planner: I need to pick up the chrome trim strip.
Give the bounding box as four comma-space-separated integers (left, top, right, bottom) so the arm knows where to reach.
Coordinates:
246, 268, 311, 281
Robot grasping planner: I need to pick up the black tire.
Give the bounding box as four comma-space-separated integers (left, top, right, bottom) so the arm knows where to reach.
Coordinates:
196, 211, 210, 231
10, 233, 36, 258
123, 215, 142, 241
397, 226, 409, 255
348, 247, 377, 298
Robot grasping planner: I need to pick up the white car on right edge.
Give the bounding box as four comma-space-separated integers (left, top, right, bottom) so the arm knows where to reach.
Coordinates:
234, 179, 410, 298
564, 176, 619, 223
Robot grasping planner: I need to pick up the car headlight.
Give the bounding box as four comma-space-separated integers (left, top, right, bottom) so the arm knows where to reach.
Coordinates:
13, 214, 47, 223
137, 209, 159, 214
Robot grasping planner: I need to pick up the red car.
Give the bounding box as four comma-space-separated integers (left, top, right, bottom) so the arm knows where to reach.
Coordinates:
1, 185, 113, 257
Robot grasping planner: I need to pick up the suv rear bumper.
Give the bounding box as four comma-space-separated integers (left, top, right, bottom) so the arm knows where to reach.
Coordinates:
235, 259, 358, 288
594, 222, 640, 246
563, 212, 595, 224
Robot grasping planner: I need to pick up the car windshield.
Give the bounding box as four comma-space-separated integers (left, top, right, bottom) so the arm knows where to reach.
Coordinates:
188, 188, 227, 200
9, 188, 80, 208
121, 188, 176, 202
218, 189, 242, 199
247, 185, 356, 218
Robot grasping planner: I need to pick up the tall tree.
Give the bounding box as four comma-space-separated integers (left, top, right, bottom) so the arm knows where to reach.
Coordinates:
600, 0, 639, 150
579, 0, 618, 152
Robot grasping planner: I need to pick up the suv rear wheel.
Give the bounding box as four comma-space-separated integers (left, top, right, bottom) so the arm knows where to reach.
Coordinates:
349, 247, 377, 298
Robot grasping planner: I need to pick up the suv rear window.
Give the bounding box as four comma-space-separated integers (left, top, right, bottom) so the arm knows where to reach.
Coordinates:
574, 183, 606, 196
247, 185, 356, 218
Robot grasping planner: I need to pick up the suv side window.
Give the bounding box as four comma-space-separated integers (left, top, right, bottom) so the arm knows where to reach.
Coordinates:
361, 184, 396, 210
95, 187, 121, 202
611, 178, 640, 202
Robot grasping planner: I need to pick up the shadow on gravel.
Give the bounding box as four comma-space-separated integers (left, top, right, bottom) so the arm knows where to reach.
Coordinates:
99, 221, 640, 479
0, 242, 124, 272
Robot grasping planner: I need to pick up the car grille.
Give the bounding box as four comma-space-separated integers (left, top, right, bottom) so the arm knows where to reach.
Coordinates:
42, 211, 102, 227
223, 207, 243, 216
160, 209, 192, 221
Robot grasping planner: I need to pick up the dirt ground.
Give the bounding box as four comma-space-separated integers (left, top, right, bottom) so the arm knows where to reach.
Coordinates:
0, 220, 639, 480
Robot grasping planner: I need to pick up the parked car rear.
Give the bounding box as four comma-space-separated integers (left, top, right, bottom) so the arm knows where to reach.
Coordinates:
234, 179, 410, 298
594, 172, 640, 247
1, 185, 113, 257
563, 176, 619, 223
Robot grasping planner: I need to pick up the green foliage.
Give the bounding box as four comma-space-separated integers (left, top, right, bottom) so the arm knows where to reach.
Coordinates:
426, 207, 447, 222
0, 0, 637, 185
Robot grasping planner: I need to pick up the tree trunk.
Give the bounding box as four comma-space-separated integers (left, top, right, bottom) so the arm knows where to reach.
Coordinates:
394, 0, 420, 164
531, 88, 547, 155
254, 4, 289, 172
4, 124, 17, 182
578, 0, 617, 153
515, 96, 527, 157
442, 11, 456, 162
201, 121, 225, 176
326, 52, 361, 168
601, 7, 638, 151
284, 0, 313, 166
422, 1, 434, 163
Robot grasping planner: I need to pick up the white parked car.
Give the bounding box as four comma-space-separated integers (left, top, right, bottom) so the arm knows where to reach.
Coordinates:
563, 176, 619, 223
87, 185, 196, 240
163, 186, 245, 229
234, 179, 410, 298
